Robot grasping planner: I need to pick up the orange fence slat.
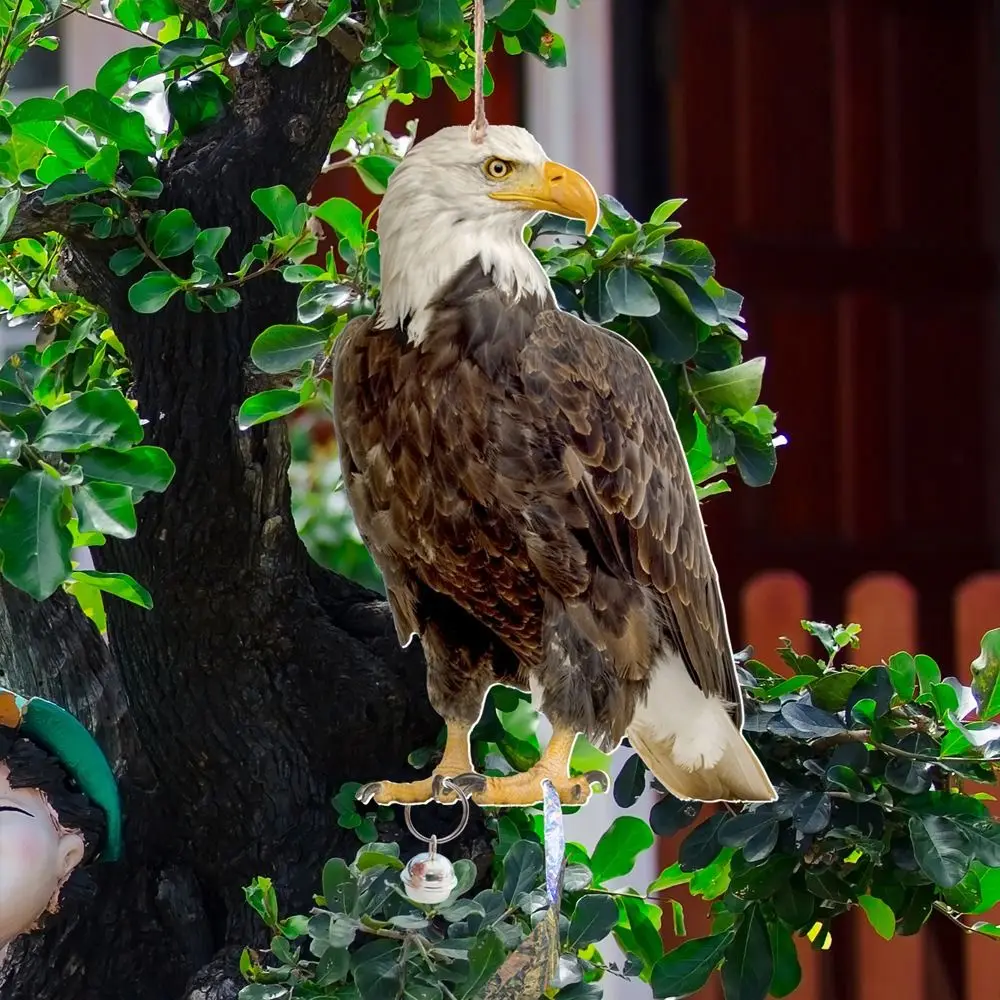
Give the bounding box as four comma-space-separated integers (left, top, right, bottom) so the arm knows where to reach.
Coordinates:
844, 573, 918, 666
845, 573, 926, 999
955, 573, 1000, 1000
740, 571, 812, 673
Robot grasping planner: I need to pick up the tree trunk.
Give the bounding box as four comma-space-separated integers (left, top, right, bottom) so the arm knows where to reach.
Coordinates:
0, 44, 459, 1000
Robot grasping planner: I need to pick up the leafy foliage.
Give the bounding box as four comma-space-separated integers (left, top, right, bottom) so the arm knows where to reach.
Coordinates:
242, 624, 1000, 999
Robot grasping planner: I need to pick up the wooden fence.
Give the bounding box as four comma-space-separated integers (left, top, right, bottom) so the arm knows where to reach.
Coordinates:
657, 571, 1000, 1000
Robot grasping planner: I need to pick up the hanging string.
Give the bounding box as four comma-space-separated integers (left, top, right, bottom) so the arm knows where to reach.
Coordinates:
469, 0, 489, 143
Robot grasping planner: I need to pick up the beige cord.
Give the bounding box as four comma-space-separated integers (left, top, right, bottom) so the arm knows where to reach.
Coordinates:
469, 0, 488, 143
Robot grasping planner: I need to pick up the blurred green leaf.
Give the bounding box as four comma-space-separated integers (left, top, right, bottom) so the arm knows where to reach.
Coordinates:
35, 389, 142, 453
238, 390, 302, 429
971, 630, 1000, 720
251, 324, 326, 374
0, 470, 71, 600
589, 816, 654, 884
858, 895, 895, 940
72, 569, 152, 609
650, 932, 732, 999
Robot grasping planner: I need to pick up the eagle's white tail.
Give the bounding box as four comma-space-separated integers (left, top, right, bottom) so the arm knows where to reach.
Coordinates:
627, 651, 776, 803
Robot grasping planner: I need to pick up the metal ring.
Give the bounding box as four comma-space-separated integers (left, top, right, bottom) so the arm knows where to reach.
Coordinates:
403, 778, 471, 846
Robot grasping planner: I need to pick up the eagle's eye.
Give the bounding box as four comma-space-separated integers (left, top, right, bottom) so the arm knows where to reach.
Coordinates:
483, 157, 514, 180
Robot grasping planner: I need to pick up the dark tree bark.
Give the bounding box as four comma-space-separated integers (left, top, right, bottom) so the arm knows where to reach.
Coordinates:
0, 43, 458, 1000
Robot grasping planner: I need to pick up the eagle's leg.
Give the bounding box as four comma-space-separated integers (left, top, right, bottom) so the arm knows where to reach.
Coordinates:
355, 720, 475, 806
453, 727, 609, 807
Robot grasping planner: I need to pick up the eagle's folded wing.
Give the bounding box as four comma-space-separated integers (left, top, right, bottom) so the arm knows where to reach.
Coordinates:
518, 309, 742, 721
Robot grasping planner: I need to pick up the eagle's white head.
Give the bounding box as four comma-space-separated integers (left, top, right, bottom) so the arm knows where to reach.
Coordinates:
375, 124, 599, 343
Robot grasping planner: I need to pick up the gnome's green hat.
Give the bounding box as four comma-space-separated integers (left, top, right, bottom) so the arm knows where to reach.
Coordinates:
0, 688, 123, 862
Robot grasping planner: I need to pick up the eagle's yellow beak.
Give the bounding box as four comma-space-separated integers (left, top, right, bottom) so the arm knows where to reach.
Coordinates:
490, 161, 600, 235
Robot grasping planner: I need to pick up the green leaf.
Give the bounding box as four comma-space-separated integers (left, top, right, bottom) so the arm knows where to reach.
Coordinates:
127, 175, 163, 199
501, 839, 543, 904
41, 172, 108, 204
661, 238, 715, 285
239, 987, 288, 1000
315, 946, 350, 986
322, 857, 359, 915
72, 569, 152, 609
792, 792, 832, 835
355, 154, 398, 194
888, 651, 917, 702
650, 796, 702, 838
0, 188, 20, 241
460, 930, 505, 999
908, 815, 971, 888
613, 753, 647, 808
915, 653, 941, 696
251, 324, 326, 374
623, 894, 665, 966
166, 72, 229, 133
952, 817, 1000, 867
418, 0, 464, 44
63, 89, 154, 154
158, 36, 223, 69
74, 481, 136, 538
66, 574, 107, 633
583, 272, 616, 324
589, 816, 654, 884
567, 893, 618, 948
767, 919, 801, 998
10, 97, 65, 124
85, 144, 119, 185
971, 630, 1000, 720
77, 446, 174, 498
649, 932, 732, 999
128, 271, 183, 313
650, 198, 686, 226
313, 197, 365, 251
34, 389, 142, 454
689, 358, 764, 416
96, 45, 158, 97
679, 814, 724, 872
858, 895, 895, 941
109, 246, 146, 276
278, 34, 319, 67
153, 208, 199, 258
0, 470, 72, 600
194, 226, 230, 259
237, 389, 302, 429
781, 702, 844, 738
722, 905, 771, 1000
252, 185, 299, 237
352, 939, 403, 1000
605, 267, 659, 317
732, 421, 777, 487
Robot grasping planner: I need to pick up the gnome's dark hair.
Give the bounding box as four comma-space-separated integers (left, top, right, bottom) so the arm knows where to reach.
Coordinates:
0, 724, 107, 918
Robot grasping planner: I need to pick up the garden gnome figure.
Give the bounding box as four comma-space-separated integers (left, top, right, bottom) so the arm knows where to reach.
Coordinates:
0, 688, 122, 965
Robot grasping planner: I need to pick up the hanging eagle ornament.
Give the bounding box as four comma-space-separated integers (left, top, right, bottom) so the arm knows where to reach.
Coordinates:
332, 124, 776, 809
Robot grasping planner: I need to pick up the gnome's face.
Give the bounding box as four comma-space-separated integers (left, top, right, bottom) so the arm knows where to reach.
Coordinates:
0, 761, 85, 949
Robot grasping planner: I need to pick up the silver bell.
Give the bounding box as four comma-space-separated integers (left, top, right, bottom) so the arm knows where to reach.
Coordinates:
401, 848, 457, 904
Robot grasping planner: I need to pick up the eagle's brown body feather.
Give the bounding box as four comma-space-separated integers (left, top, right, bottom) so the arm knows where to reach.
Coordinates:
333, 261, 772, 801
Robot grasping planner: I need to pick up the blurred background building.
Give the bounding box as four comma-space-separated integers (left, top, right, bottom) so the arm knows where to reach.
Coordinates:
7, 2, 999, 997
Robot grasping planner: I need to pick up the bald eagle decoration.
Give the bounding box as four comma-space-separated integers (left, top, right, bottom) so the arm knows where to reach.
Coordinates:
333, 125, 776, 808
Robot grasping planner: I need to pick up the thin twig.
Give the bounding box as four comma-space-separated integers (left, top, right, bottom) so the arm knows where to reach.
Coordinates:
932, 901, 998, 938
681, 365, 710, 423
0, 249, 41, 298
132, 228, 175, 275
52, 4, 160, 44
0, 0, 27, 93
